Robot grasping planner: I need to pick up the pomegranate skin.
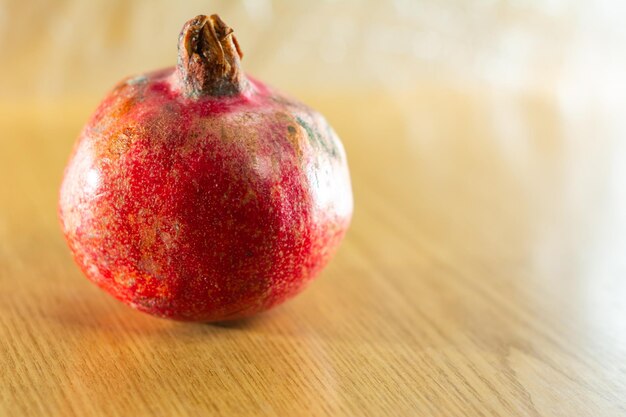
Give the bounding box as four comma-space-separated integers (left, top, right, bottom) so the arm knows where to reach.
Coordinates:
58, 16, 352, 322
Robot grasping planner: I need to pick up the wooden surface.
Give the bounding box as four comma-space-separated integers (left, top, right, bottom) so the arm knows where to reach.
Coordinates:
1, 87, 626, 417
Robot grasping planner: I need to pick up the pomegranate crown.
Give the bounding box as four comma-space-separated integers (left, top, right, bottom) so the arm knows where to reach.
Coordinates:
176, 14, 248, 98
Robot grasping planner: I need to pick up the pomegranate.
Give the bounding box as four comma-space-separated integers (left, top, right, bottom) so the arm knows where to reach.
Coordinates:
59, 14, 352, 321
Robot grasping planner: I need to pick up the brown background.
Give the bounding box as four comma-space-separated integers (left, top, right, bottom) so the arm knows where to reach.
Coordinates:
1, 1, 626, 416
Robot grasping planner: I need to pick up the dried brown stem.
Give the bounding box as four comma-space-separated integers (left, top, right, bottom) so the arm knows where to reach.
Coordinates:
176, 14, 247, 97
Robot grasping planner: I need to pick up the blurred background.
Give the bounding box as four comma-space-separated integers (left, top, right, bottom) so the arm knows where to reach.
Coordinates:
2, 0, 626, 104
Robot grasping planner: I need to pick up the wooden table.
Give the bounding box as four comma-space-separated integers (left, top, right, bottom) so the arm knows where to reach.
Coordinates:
1, 88, 625, 416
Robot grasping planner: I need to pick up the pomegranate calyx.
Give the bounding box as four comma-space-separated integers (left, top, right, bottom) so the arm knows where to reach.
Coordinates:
176, 14, 247, 98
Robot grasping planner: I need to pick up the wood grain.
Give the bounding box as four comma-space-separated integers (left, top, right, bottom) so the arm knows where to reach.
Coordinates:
1, 88, 626, 417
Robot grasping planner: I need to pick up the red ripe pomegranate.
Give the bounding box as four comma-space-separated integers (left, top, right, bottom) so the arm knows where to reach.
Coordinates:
59, 14, 352, 321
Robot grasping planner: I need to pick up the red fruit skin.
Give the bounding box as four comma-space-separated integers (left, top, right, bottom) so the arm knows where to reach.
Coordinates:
58, 70, 353, 321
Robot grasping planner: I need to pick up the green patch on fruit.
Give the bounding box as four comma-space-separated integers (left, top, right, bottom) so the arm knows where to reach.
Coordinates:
296, 116, 338, 159
127, 75, 148, 85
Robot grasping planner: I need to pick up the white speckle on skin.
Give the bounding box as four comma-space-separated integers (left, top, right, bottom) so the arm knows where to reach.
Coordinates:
253, 154, 273, 180
85, 168, 101, 195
